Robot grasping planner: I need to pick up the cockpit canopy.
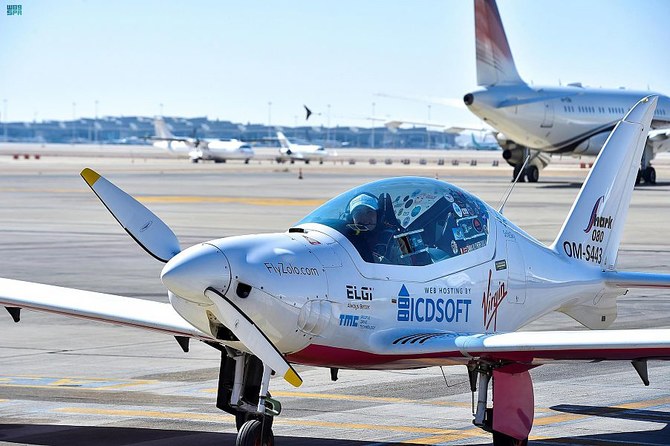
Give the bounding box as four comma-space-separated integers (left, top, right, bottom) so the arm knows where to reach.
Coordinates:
297, 177, 491, 266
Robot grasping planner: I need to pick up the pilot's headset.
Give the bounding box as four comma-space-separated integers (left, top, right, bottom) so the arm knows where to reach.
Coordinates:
348, 194, 379, 233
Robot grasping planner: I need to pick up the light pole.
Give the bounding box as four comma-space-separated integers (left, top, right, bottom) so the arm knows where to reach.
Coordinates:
267, 101, 272, 138
371, 102, 376, 149
326, 104, 331, 145
160, 103, 164, 116
94, 99, 99, 143
72, 102, 76, 144
2, 99, 7, 142
427, 104, 431, 149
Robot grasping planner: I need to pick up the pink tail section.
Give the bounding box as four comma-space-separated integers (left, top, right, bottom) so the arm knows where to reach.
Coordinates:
475, 0, 524, 86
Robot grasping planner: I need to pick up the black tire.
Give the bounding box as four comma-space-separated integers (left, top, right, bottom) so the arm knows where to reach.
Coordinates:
512, 165, 525, 183
236, 420, 274, 446
636, 169, 642, 185
492, 430, 528, 446
235, 412, 273, 431
191, 158, 199, 164
525, 165, 539, 183
643, 166, 656, 184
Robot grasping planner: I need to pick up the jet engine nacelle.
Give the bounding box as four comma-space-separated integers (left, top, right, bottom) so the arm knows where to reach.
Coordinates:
572, 131, 611, 156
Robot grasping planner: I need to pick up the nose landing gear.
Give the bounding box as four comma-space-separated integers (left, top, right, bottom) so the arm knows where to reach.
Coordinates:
215, 349, 282, 446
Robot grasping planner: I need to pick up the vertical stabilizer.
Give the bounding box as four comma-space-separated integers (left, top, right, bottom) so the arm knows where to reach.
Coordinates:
474, 0, 524, 86
276, 132, 291, 150
552, 96, 657, 270
154, 117, 174, 139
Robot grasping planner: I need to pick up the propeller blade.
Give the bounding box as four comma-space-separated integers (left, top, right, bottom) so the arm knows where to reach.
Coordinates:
204, 288, 303, 387
81, 168, 181, 263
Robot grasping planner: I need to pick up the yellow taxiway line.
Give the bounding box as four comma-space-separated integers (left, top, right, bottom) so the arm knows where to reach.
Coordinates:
0, 188, 324, 207
57, 407, 462, 436
137, 195, 324, 206
48, 393, 670, 445
0, 376, 155, 391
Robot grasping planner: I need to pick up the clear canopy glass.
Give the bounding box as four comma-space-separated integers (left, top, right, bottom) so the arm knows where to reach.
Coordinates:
297, 177, 490, 266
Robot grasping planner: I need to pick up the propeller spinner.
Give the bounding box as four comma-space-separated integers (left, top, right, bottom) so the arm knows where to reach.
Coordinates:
80, 168, 303, 387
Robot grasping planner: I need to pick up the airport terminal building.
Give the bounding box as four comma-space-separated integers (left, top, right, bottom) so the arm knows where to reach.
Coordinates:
0, 116, 458, 149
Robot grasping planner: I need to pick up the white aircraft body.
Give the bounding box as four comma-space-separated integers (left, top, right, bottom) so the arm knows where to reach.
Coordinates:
464, 0, 670, 183
3, 97, 670, 445
152, 118, 255, 164
275, 131, 334, 164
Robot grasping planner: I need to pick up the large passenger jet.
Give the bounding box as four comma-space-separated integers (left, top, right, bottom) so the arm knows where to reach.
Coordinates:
465, 0, 670, 183
152, 118, 255, 164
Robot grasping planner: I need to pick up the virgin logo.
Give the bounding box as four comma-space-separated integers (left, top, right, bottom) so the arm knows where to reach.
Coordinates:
482, 269, 507, 331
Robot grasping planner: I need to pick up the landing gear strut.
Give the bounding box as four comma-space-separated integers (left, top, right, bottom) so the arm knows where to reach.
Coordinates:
216, 350, 281, 445
469, 362, 533, 446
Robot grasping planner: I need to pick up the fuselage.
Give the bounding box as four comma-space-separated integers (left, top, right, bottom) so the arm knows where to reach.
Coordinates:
154, 138, 254, 161
164, 178, 611, 370
465, 85, 670, 155
279, 144, 330, 162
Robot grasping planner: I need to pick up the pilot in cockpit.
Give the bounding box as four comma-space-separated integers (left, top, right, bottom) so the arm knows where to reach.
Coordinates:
348, 193, 406, 264
349, 194, 378, 233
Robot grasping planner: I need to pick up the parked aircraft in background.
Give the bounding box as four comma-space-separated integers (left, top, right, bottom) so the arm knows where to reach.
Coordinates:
2, 97, 669, 446
275, 131, 335, 164
151, 118, 255, 164
464, 0, 670, 183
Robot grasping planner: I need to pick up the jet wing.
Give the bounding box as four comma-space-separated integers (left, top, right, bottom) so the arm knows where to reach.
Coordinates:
0, 278, 213, 340
648, 128, 670, 153
372, 328, 670, 364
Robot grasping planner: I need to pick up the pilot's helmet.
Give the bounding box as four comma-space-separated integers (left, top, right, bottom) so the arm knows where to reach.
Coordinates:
349, 194, 378, 231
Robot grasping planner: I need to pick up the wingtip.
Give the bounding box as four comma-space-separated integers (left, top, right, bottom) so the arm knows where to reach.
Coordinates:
284, 367, 303, 387
623, 95, 658, 126
80, 168, 101, 186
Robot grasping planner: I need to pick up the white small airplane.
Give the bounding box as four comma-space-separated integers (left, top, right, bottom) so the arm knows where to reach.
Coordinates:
152, 117, 255, 164
3, 97, 670, 446
465, 0, 670, 183
275, 131, 334, 164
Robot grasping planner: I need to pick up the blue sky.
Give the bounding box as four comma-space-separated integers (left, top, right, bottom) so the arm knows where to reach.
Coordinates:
1, 0, 669, 128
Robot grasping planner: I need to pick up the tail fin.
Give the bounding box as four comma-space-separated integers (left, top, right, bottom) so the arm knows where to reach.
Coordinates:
154, 117, 174, 139
276, 132, 291, 149
474, 0, 524, 86
552, 96, 657, 270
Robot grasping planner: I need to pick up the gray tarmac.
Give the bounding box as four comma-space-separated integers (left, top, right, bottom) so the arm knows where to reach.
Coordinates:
1, 150, 670, 445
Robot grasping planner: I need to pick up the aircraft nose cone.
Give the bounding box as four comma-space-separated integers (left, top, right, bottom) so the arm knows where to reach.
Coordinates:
161, 243, 231, 304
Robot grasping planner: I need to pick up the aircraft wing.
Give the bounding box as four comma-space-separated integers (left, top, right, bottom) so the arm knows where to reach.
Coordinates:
456, 329, 670, 362
0, 278, 213, 340
385, 119, 448, 130
373, 328, 670, 363
648, 128, 670, 153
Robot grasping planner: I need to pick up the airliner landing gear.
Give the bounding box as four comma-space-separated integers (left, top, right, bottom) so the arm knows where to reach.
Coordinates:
636, 167, 657, 185
216, 350, 280, 446
638, 143, 657, 185
512, 164, 526, 183
469, 362, 533, 446
525, 165, 539, 183
642, 166, 656, 184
